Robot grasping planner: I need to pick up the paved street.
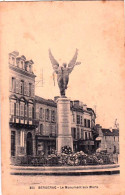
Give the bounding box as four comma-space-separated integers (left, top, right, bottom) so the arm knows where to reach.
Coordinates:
10, 174, 120, 186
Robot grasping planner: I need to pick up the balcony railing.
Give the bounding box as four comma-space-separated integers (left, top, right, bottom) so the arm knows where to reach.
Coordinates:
9, 115, 39, 127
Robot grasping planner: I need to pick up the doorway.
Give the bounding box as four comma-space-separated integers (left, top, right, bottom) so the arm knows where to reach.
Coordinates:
26, 132, 33, 155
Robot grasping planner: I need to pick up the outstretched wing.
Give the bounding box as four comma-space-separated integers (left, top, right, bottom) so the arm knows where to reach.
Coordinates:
49, 49, 59, 72
68, 49, 78, 73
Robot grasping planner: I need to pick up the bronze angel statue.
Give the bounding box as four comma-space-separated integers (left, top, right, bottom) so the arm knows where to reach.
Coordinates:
49, 49, 81, 96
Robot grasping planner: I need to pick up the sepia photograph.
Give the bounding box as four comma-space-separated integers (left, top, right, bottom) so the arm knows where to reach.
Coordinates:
0, 1, 125, 195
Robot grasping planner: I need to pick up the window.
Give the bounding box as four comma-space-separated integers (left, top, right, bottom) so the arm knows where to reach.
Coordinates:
40, 124, 43, 135
21, 61, 23, 69
10, 101, 16, 115
10, 101, 14, 115
81, 116, 82, 124
88, 120, 90, 128
20, 103, 24, 117
113, 146, 116, 154
72, 113, 75, 122
84, 119, 87, 127
12, 57, 15, 65
85, 132, 87, 140
11, 131, 15, 156
40, 108, 43, 119
29, 83, 32, 96
16, 59, 19, 67
89, 132, 91, 139
45, 109, 49, 121
16, 103, 19, 116
29, 65, 32, 72
20, 81, 24, 95
24, 104, 27, 117
51, 110, 55, 122
77, 115, 80, 124
29, 105, 32, 118
77, 128, 80, 139
12, 77, 16, 92
81, 129, 84, 139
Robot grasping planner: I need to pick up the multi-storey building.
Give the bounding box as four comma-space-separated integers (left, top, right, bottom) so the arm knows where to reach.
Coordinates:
35, 96, 57, 156
9, 51, 98, 162
9, 51, 38, 160
70, 101, 96, 153
95, 124, 119, 154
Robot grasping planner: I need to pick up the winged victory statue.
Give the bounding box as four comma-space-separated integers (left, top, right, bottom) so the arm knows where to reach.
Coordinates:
49, 49, 81, 97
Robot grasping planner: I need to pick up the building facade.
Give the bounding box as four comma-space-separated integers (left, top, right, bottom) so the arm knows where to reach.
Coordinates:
9, 51, 38, 161
35, 96, 57, 156
95, 124, 119, 154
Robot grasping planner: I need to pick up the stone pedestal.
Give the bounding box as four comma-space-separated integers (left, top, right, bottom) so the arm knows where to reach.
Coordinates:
56, 97, 73, 154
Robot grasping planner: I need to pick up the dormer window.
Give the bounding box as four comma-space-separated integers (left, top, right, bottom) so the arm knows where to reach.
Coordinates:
12, 57, 15, 65
16, 59, 19, 67
21, 61, 24, 69
29, 65, 31, 73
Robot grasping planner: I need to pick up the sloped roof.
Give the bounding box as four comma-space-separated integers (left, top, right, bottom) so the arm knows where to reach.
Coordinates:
35, 95, 57, 107
102, 128, 119, 136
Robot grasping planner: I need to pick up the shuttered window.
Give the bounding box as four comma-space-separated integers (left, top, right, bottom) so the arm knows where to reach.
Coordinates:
20, 103, 24, 117
10, 102, 14, 115
77, 115, 80, 124
16, 103, 19, 116
29, 105, 32, 118
45, 109, 49, 121
24, 104, 27, 117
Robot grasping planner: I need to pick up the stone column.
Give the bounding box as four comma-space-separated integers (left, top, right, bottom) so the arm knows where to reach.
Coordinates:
56, 97, 73, 154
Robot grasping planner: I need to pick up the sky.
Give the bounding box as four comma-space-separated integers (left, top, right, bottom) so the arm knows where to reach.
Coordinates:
0, 1, 125, 128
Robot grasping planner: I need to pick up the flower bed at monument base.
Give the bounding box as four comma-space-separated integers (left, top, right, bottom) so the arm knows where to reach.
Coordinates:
11, 151, 116, 166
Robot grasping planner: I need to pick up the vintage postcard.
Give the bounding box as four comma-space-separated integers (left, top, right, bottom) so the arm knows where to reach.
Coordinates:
0, 1, 125, 195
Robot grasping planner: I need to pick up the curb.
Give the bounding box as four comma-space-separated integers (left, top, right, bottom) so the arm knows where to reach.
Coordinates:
10, 164, 120, 176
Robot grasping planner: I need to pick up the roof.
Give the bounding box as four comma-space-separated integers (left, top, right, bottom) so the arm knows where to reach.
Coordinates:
35, 95, 57, 107
102, 128, 119, 136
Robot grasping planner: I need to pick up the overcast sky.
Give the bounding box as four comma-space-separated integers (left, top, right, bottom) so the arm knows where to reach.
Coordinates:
1, 1, 124, 128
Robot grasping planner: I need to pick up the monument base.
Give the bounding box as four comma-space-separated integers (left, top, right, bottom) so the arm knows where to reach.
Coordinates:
56, 136, 73, 154
56, 97, 73, 154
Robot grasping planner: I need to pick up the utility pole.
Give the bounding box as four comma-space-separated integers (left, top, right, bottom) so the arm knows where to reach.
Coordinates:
35, 68, 45, 87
